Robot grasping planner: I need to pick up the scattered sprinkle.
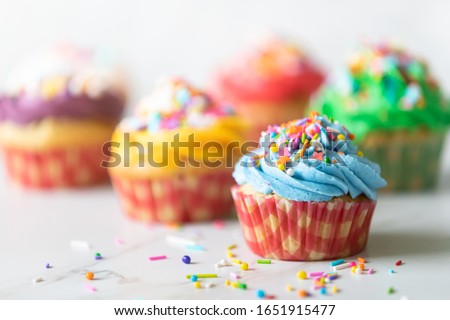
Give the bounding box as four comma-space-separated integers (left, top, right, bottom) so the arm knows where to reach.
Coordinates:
286, 285, 294, 292
45, 263, 51, 269
114, 237, 124, 246
95, 253, 102, 260
257, 259, 271, 264
298, 290, 309, 298
85, 272, 94, 280
191, 275, 198, 282
308, 271, 324, 278
332, 285, 339, 294
368, 268, 375, 275
320, 287, 327, 295
148, 255, 167, 261
204, 282, 214, 289
186, 274, 217, 279
297, 271, 307, 280
389, 269, 395, 274
395, 260, 403, 266
185, 245, 205, 251
240, 263, 249, 271
182, 255, 191, 264
333, 262, 354, 270
330, 259, 345, 267
194, 281, 201, 289
227, 244, 237, 250
33, 277, 43, 283
84, 283, 97, 293
357, 257, 367, 263
256, 289, 265, 298
166, 235, 196, 247
213, 220, 225, 229
230, 272, 240, 280
388, 287, 395, 295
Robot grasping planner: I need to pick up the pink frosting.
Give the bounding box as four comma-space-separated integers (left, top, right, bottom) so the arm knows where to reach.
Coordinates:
213, 39, 324, 104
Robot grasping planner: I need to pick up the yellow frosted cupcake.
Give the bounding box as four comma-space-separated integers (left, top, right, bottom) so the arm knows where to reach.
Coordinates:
108, 78, 246, 223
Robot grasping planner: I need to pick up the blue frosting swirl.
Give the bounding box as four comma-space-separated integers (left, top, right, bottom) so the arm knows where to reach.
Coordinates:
233, 115, 387, 201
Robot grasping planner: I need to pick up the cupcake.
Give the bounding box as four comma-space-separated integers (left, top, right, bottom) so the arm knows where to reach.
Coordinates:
0, 44, 126, 188
108, 78, 246, 223
231, 112, 387, 261
313, 43, 450, 191
213, 37, 324, 141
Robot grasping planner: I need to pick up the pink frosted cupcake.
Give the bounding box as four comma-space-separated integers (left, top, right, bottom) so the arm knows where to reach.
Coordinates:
231, 112, 386, 261
213, 37, 324, 141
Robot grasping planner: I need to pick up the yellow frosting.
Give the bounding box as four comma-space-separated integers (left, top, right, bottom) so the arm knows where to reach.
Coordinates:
107, 116, 247, 178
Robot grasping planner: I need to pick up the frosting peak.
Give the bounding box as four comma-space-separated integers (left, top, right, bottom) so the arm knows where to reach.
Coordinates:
313, 43, 450, 141
214, 37, 324, 103
121, 78, 231, 132
233, 112, 387, 201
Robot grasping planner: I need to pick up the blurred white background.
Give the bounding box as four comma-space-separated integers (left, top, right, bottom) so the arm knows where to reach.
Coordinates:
1, 0, 449, 109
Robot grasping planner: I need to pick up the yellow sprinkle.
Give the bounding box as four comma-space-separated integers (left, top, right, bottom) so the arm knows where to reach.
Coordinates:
357, 151, 364, 157
277, 163, 285, 171
225, 279, 230, 286
232, 282, 239, 288
332, 285, 338, 294
240, 263, 249, 271
270, 144, 278, 152
320, 277, 326, 284
232, 259, 241, 265
194, 281, 201, 289
337, 134, 345, 140
351, 266, 357, 273
297, 270, 307, 280
313, 133, 319, 140
286, 285, 294, 292
227, 244, 237, 250
227, 250, 235, 258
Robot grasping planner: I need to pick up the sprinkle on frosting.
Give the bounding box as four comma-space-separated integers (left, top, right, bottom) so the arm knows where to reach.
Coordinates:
313, 42, 450, 141
121, 78, 231, 132
2, 43, 125, 101
233, 112, 387, 201
214, 37, 324, 103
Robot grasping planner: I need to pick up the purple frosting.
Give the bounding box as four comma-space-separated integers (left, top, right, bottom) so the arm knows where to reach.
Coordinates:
0, 91, 125, 125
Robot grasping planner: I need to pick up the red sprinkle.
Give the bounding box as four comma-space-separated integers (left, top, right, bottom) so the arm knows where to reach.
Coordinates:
395, 260, 402, 266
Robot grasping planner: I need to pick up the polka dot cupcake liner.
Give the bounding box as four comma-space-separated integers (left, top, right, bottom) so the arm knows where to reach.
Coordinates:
363, 130, 446, 191
231, 184, 377, 261
2, 144, 109, 189
111, 170, 236, 223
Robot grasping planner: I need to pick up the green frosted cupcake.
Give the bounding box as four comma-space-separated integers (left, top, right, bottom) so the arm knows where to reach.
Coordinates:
312, 43, 450, 191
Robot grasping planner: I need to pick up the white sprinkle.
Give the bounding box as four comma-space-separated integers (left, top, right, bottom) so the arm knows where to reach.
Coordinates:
333, 262, 353, 271
286, 168, 294, 176
33, 277, 43, 283
70, 240, 91, 250
204, 282, 214, 289
355, 268, 363, 274
166, 235, 196, 247
219, 259, 231, 266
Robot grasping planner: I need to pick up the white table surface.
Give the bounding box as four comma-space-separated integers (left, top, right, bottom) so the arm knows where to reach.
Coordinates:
1, 136, 449, 300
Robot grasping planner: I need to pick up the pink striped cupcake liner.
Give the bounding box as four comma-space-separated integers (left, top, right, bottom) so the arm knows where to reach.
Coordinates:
112, 171, 235, 223
231, 184, 377, 261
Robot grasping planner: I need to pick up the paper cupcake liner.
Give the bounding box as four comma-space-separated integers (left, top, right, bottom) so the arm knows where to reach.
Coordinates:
362, 131, 445, 191
2, 145, 109, 188
231, 185, 377, 261
111, 171, 235, 223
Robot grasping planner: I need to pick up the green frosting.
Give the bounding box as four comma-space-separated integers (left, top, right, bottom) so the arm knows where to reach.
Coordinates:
312, 44, 450, 143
